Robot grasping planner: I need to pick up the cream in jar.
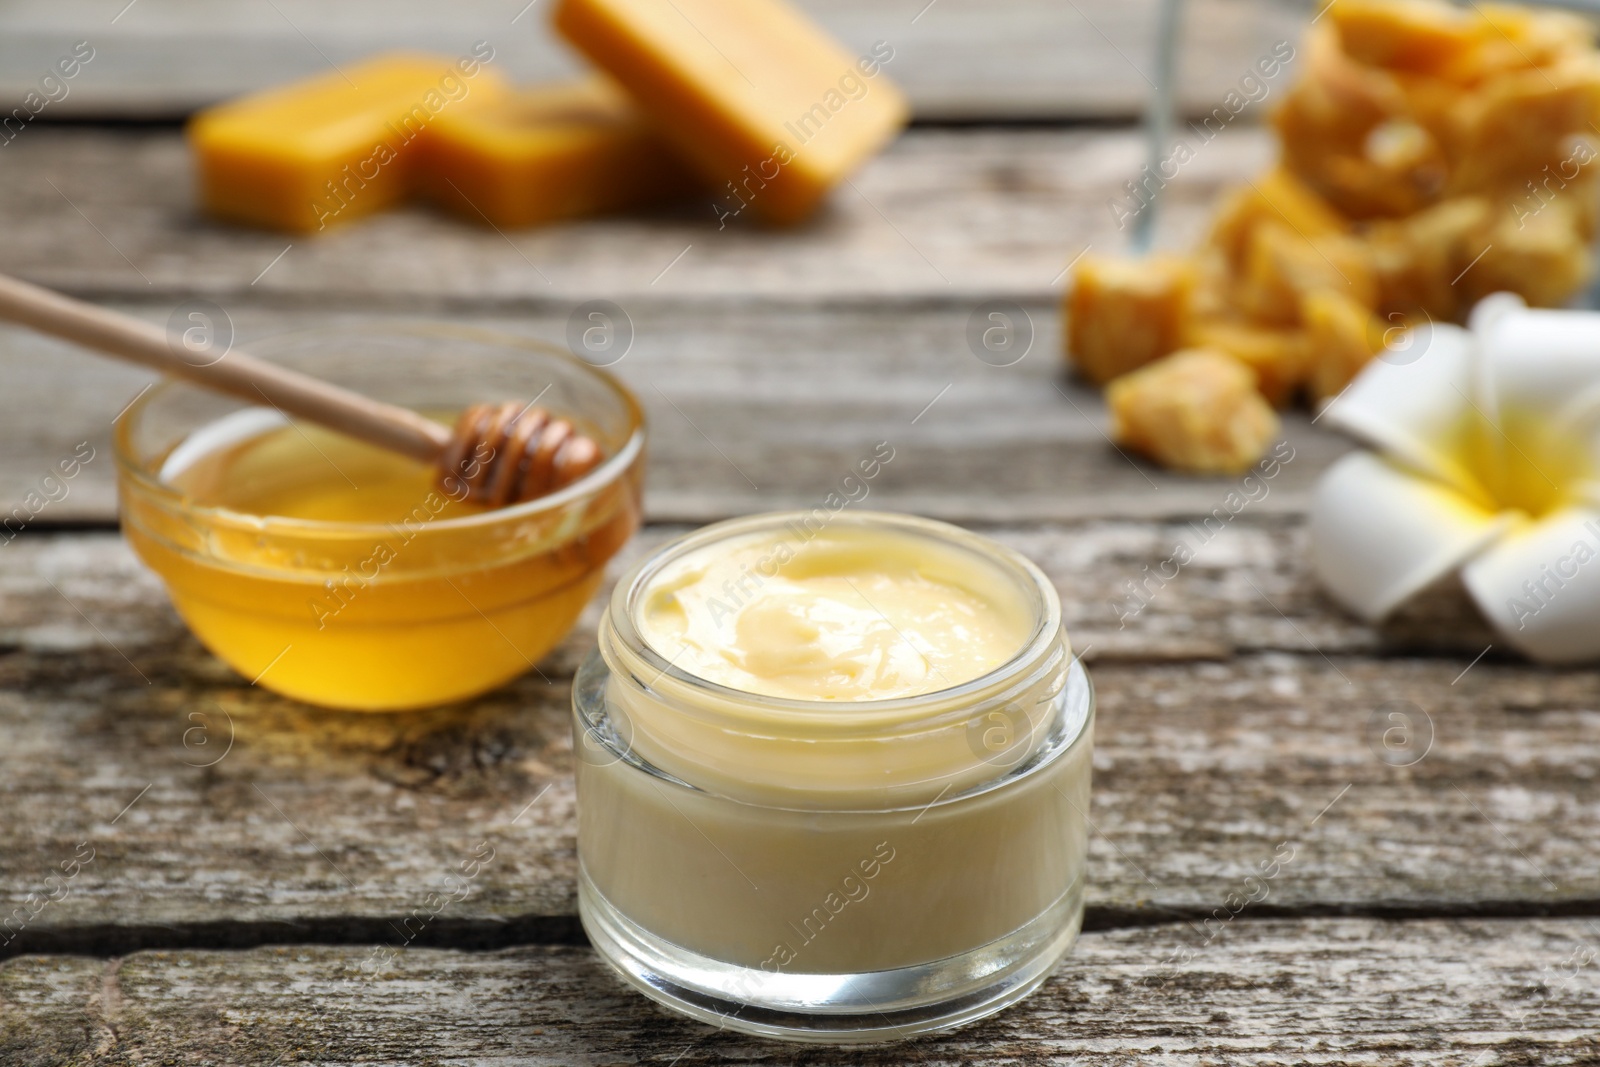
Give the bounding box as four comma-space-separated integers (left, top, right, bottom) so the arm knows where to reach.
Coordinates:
574, 512, 1093, 1043
636, 525, 1034, 701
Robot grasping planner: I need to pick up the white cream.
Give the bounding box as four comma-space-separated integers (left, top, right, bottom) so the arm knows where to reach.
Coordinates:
636, 526, 1033, 701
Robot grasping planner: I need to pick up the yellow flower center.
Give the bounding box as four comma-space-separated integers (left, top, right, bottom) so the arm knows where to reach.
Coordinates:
1450, 404, 1592, 519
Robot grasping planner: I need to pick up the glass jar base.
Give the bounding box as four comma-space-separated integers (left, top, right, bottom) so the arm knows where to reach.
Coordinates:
579, 867, 1084, 1045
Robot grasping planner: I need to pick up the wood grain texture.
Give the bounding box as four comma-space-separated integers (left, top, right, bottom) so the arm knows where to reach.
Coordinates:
0, 106, 1585, 1062
2, 525, 1594, 959
0, 519, 1497, 668
0, 0, 1308, 121
0, 126, 1309, 525
0, 127, 1272, 302
0, 299, 1350, 527
7, 920, 1600, 1064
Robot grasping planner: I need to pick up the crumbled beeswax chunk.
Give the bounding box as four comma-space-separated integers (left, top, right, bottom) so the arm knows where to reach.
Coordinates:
419, 80, 702, 228
190, 52, 505, 233
1446, 61, 1600, 195
1182, 318, 1311, 408
1066, 255, 1193, 385
553, 0, 908, 225
1060, 0, 1600, 477
1273, 24, 1444, 220
1303, 290, 1386, 402
1465, 4, 1595, 79
1461, 198, 1594, 308
1107, 349, 1281, 474
1207, 169, 1351, 277
1329, 0, 1481, 76
1235, 221, 1376, 327
1364, 196, 1489, 319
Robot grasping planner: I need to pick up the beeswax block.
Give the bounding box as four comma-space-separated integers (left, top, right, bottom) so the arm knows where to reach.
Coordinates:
553, 0, 908, 225
1330, 0, 1481, 76
1066, 255, 1193, 385
189, 50, 504, 232
1460, 198, 1593, 308
1464, 4, 1594, 79
1207, 168, 1348, 271
1182, 318, 1311, 408
1107, 348, 1280, 474
1364, 196, 1489, 319
419, 80, 701, 228
1236, 222, 1376, 326
1304, 289, 1385, 401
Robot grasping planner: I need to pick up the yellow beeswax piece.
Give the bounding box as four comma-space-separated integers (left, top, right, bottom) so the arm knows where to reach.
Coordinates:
1107, 348, 1280, 474
418, 80, 702, 228
189, 50, 505, 233
1364, 196, 1490, 320
1446, 61, 1600, 195
1460, 198, 1594, 309
1329, 0, 1481, 77
1303, 289, 1386, 402
1235, 222, 1376, 326
553, 0, 908, 225
1066, 254, 1194, 385
1463, 4, 1595, 80
1207, 168, 1349, 271
1272, 25, 1438, 220
1182, 317, 1311, 408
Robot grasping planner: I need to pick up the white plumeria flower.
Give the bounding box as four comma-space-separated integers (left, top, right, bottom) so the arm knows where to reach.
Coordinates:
1313, 293, 1600, 663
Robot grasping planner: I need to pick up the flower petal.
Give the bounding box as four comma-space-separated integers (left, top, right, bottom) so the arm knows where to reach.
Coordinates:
1473, 295, 1600, 425
1471, 295, 1600, 501
1461, 506, 1600, 664
1311, 451, 1513, 621
1320, 321, 1490, 503
1465, 290, 1526, 335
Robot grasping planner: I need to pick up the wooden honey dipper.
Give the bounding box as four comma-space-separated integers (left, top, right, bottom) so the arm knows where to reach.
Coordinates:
0, 272, 603, 508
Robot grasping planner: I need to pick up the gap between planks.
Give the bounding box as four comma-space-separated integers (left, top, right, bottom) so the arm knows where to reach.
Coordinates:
13, 902, 1600, 964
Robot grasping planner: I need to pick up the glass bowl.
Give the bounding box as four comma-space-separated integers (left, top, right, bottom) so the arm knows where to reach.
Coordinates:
114, 321, 645, 711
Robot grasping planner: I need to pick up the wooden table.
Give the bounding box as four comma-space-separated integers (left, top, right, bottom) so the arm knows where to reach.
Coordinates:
3, 4, 1598, 1062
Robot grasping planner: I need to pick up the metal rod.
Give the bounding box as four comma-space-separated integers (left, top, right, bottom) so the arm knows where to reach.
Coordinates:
1131, 0, 1185, 256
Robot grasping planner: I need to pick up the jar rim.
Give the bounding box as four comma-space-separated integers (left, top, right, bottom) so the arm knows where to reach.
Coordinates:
112, 320, 646, 538
605, 510, 1066, 727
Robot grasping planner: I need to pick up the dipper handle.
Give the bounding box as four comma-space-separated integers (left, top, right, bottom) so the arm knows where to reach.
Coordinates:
0, 270, 450, 462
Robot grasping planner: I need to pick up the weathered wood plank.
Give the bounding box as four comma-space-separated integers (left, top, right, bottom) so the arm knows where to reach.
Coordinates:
0, 0, 1307, 121
0, 298, 1349, 527
2, 526, 1595, 954
0, 127, 1271, 302
7, 920, 1599, 1064
0, 126, 1309, 525
0, 520, 1492, 669
0, 125, 1301, 522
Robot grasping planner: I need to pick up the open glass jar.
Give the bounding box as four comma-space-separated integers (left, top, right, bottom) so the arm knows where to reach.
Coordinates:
115, 322, 644, 711
574, 511, 1092, 1043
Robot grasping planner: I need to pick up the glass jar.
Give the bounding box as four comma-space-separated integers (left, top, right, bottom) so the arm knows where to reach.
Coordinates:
573, 511, 1093, 1043
114, 321, 644, 711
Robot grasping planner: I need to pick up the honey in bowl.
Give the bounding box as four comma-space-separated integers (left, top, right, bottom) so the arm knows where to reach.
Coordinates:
113, 324, 646, 713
